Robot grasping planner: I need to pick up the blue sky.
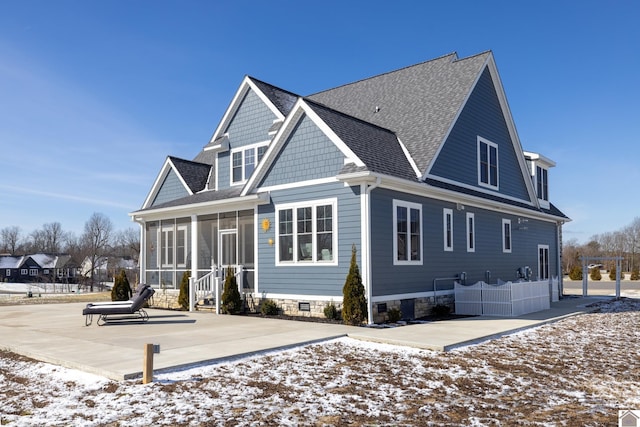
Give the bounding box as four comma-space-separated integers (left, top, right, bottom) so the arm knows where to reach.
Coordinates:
1, 1, 638, 243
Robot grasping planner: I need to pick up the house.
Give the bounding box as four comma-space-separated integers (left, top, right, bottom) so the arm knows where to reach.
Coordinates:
0, 254, 78, 283
130, 51, 569, 323
0, 255, 24, 282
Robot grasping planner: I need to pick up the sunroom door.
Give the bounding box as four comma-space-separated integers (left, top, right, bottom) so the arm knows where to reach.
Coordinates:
219, 230, 237, 269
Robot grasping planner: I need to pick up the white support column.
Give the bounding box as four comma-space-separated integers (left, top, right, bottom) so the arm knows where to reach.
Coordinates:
136, 219, 146, 285
191, 215, 198, 275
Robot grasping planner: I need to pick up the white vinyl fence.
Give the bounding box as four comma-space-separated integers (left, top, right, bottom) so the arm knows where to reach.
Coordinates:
455, 278, 556, 317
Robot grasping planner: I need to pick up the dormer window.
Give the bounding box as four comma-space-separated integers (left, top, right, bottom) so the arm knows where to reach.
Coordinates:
536, 165, 548, 201
231, 142, 269, 184
524, 151, 555, 208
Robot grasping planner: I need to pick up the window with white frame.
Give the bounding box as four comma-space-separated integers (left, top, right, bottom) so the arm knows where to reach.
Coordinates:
538, 245, 550, 280
443, 208, 453, 252
276, 199, 336, 265
393, 200, 422, 265
6, 269, 10, 276
502, 219, 512, 253
160, 225, 188, 268
29, 268, 38, 276
536, 165, 548, 201
466, 212, 475, 252
21, 268, 27, 275
478, 137, 498, 189
231, 143, 269, 184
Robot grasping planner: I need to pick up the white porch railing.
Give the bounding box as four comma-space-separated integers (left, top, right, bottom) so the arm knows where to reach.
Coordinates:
455, 278, 553, 317
188, 265, 246, 314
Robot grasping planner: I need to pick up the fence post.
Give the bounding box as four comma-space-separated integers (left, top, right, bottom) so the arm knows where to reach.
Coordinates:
142, 343, 154, 384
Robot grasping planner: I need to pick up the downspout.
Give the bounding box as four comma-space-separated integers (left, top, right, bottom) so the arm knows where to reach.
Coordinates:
364, 177, 381, 325
557, 221, 564, 298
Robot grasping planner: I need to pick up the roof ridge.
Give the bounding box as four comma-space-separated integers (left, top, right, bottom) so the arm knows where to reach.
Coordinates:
307, 52, 461, 97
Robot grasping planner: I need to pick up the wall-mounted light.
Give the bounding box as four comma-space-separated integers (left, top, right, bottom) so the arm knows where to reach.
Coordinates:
261, 218, 271, 232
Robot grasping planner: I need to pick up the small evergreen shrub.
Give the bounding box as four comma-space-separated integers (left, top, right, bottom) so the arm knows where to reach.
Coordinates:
260, 299, 279, 316
387, 307, 402, 323
111, 270, 132, 301
631, 266, 640, 280
342, 244, 368, 326
609, 267, 617, 281
324, 302, 340, 320
590, 267, 601, 281
431, 304, 451, 317
569, 265, 583, 281
221, 267, 242, 314
178, 270, 191, 311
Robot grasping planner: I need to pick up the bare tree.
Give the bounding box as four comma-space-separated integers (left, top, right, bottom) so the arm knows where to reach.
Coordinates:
82, 212, 113, 291
42, 222, 67, 253
114, 228, 141, 262
0, 226, 22, 255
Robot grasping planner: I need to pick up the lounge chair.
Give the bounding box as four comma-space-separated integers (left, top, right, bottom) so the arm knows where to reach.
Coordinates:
83, 284, 155, 326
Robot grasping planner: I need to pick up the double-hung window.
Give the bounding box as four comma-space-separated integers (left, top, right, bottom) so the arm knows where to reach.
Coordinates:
538, 244, 550, 280
160, 224, 188, 268
393, 200, 422, 265
466, 212, 475, 252
536, 166, 548, 201
276, 199, 336, 265
443, 208, 453, 252
478, 137, 499, 189
502, 219, 512, 253
231, 143, 269, 184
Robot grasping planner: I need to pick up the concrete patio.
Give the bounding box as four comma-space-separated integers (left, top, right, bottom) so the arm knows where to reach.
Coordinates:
0, 296, 603, 381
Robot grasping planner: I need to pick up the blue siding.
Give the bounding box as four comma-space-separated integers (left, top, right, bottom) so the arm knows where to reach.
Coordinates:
152, 169, 189, 206
430, 67, 530, 201
217, 89, 278, 190
257, 183, 361, 297
259, 114, 345, 188
370, 188, 557, 297
225, 89, 277, 147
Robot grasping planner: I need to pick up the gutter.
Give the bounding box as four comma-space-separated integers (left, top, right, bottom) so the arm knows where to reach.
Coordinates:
364, 177, 381, 325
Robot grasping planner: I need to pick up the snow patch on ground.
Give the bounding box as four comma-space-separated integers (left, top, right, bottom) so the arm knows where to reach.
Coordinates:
2, 298, 639, 426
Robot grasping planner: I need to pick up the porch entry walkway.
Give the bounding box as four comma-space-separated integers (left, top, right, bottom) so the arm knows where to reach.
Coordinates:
0, 296, 601, 381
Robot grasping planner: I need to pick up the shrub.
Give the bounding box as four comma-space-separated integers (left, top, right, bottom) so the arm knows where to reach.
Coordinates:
111, 270, 132, 301
631, 266, 640, 281
261, 299, 280, 316
221, 266, 242, 314
178, 270, 191, 311
609, 267, 617, 281
568, 265, 582, 281
387, 307, 402, 323
431, 304, 451, 317
342, 244, 368, 326
590, 267, 601, 281
324, 302, 341, 320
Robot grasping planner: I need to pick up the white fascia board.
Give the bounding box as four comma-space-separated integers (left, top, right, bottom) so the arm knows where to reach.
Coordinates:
524, 151, 556, 168
130, 193, 270, 222
484, 56, 540, 206
340, 171, 567, 224
397, 136, 422, 178
241, 99, 365, 196
208, 76, 286, 145
141, 157, 193, 209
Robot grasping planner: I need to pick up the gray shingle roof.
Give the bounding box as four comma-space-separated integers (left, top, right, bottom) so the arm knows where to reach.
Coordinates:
169, 156, 210, 194
307, 52, 491, 173
134, 186, 243, 212
305, 100, 418, 181
250, 77, 298, 116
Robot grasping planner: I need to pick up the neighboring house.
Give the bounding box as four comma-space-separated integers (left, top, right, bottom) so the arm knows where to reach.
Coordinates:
0, 254, 78, 283
0, 255, 25, 282
130, 51, 569, 323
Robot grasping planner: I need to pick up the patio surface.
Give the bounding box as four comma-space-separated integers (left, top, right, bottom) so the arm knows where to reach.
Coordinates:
0, 296, 602, 381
